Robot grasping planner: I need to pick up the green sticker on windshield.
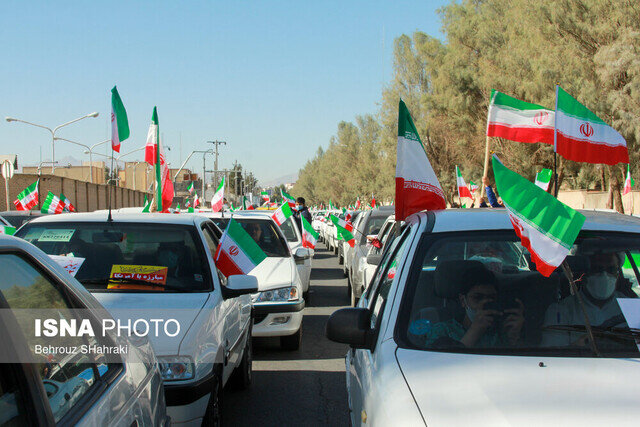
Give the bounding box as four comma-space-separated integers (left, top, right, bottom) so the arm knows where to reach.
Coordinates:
39, 229, 76, 242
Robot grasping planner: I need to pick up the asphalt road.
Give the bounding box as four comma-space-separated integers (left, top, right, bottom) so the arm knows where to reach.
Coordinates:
223, 242, 351, 426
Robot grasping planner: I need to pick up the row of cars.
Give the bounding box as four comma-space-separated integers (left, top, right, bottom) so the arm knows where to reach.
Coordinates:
0, 207, 311, 426
319, 207, 640, 426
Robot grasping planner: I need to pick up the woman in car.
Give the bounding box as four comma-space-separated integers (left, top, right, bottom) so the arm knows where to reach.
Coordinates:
416, 265, 525, 348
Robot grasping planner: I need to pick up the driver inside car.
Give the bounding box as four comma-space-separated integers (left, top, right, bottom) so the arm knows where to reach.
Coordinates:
419, 264, 525, 348
542, 252, 629, 347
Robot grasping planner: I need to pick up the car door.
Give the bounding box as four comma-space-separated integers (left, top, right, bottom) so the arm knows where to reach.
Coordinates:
347, 229, 411, 425
200, 223, 244, 372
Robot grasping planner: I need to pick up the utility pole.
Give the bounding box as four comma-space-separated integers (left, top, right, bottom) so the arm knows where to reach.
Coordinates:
207, 140, 227, 190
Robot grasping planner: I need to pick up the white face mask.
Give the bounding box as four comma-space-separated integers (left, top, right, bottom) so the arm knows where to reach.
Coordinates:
585, 272, 617, 300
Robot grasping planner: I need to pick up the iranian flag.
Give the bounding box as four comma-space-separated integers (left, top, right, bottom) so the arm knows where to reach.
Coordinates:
0, 225, 16, 235
41, 192, 65, 214
330, 214, 355, 247
261, 191, 270, 202
187, 182, 194, 194
271, 202, 293, 226
211, 177, 225, 212
493, 155, 585, 277
301, 216, 318, 249
555, 86, 628, 165
193, 193, 201, 208
14, 180, 39, 211
174, 203, 181, 213
395, 100, 446, 221
282, 190, 296, 208
355, 197, 361, 210
456, 166, 473, 199
486, 90, 554, 145
214, 218, 267, 277
111, 86, 130, 153
370, 196, 376, 209
242, 195, 250, 210
145, 107, 174, 212
534, 168, 553, 192
623, 165, 634, 195
185, 198, 192, 208
142, 195, 151, 213
60, 193, 76, 212
469, 181, 479, 193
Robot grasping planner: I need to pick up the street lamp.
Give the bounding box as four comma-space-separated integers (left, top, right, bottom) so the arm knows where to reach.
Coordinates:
54, 137, 109, 183
6, 112, 99, 173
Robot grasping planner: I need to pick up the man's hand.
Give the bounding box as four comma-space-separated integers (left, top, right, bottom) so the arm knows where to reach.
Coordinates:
482, 176, 491, 187
502, 299, 525, 345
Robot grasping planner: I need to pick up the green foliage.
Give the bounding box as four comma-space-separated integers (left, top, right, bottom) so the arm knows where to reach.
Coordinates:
294, 0, 639, 208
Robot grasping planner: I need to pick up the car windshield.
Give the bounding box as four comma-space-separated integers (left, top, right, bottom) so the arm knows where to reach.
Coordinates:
279, 218, 299, 243
208, 218, 290, 257
16, 222, 212, 292
399, 231, 640, 358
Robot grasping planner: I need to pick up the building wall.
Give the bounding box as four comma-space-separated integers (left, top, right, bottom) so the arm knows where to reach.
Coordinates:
0, 173, 149, 212
23, 164, 106, 185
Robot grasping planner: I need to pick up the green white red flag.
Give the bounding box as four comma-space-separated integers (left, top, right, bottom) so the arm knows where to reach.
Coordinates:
271, 202, 293, 226
395, 100, 446, 220
330, 214, 355, 247
493, 155, 585, 277
355, 197, 361, 209
370, 196, 376, 209
187, 182, 194, 194
142, 195, 151, 213
282, 190, 295, 208
214, 218, 267, 277
534, 168, 553, 192
41, 192, 64, 214
624, 165, 635, 196
193, 193, 201, 208
59, 193, 76, 212
261, 191, 270, 202
185, 198, 192, 208
14, 180, 38, 211
554, 86, 628, 165
301, 216, 318, 249
144, 107, 174, 212
211, 177, 225, 212
242, 195, 250, 210
486, 89, 554, 145
456, 166, 473, 199
469, 181, 479, 193
111, 86, 130, 153
0, 225, 16, 235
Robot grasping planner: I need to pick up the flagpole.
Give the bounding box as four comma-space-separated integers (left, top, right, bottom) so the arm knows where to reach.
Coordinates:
108, 148, 114, 221
481, 135, 490, 198
553, 84, 559, 198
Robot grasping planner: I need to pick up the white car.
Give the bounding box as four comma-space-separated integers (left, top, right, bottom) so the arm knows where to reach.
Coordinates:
17, 212, 257, 426
0, 234, 168, 426
205, 212, 307, 350
361, 214, 399, 291
328, 209, 640, 426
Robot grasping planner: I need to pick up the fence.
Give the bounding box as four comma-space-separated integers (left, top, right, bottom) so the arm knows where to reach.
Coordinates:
0, 173, 150, 212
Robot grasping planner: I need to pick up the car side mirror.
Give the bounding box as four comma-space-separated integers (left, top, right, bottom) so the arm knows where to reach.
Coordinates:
366, 253, 382, 266
325, 308, 373, 349
294, 247, 311, 261
222, 274, 259, 299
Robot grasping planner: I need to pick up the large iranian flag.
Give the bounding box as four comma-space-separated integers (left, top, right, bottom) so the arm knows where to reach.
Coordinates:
456, 166, 473, 199
396, 100, 446, 220
282, 190, 296, 208
301, 216, 318, 249
623, 165, 634, 196
493, 155, 585, 277
14, 180, 39, 211
271, 202, 293, 226
214, 218, 267, 277
144, 107, 174, 212
534, 168, 553, 192
330, 214, 355, 247
41, 192, 65, 214
555, 86, 628, 165
211, 177, 225, 212
486, 90, 554, 145
111, 86, 130, 153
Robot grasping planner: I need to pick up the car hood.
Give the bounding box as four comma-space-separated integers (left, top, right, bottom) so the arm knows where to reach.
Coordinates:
94, 292, 209, 356
249, 257, 295, 291
396, 348, 640, 426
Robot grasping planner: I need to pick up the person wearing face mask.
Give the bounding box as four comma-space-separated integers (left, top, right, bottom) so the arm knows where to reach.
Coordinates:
292, 197, 312, 234
542, 252, 628, 347
420, 265, 524, 348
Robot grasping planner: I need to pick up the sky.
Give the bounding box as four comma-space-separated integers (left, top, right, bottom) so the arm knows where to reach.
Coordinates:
0, 0, 447, 184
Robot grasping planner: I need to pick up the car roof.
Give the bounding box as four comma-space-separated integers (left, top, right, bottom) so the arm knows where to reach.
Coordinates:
201, 211, 274, 221
23, 211, 211, 227
412, 208, 640, 234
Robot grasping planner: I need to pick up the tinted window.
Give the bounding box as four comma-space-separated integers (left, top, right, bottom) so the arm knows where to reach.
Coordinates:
279, 218, 299, 243
16, 222, 211, 292
235, 219, 290, 257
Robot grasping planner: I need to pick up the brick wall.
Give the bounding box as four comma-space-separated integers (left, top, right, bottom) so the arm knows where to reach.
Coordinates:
0, 173, 150, 212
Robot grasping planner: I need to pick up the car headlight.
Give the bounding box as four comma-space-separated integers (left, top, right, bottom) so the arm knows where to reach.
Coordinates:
253, 286, 299, 303
157, 356, 195, 381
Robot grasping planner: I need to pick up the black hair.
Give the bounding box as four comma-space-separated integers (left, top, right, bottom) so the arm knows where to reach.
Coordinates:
296, 197, 305, 205
460, 265, 496, 295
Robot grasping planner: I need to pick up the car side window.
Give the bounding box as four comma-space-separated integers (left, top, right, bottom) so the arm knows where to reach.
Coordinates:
0, 364, 31, 425
0, 253, 103, 423
368, 229, 411, 330
201, 225, 226, 287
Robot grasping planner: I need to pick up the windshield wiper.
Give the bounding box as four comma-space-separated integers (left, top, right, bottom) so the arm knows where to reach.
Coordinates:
79, 278, 187, 292
543, 324, 640, 342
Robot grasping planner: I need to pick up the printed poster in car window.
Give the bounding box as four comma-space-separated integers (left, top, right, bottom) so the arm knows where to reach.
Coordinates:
108, 265, 168, 291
